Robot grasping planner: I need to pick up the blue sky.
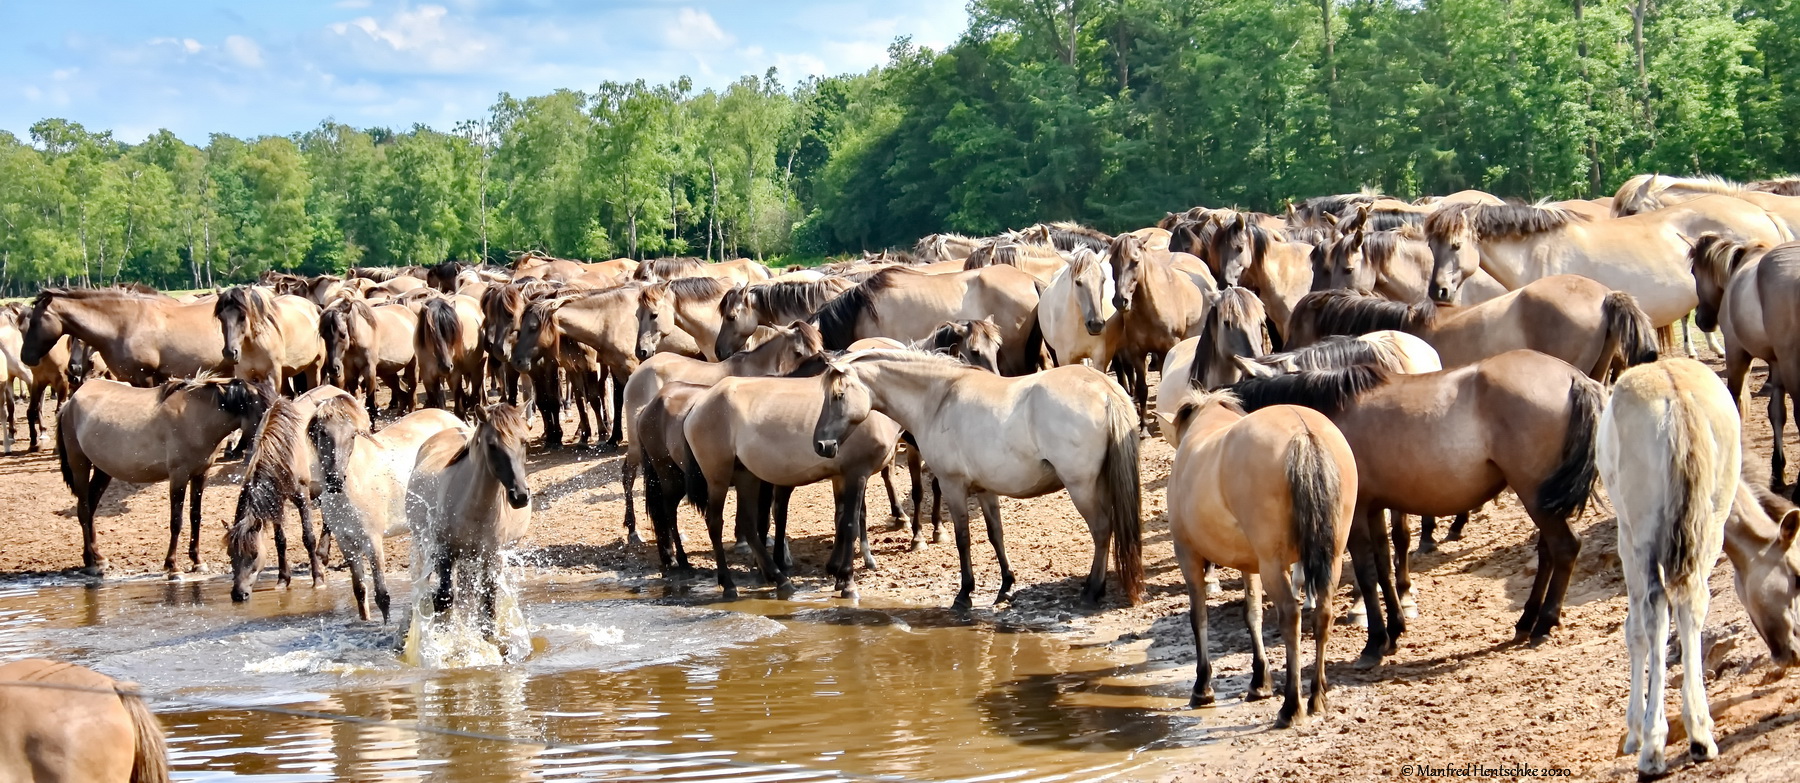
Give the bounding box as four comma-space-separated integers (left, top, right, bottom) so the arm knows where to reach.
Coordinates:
2, 1, 969, 144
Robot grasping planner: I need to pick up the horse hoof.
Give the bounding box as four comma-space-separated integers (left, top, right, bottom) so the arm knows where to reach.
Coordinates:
909, 539, 926, 552
776, 582, 797, 600
1273, 712, 1300, 729
1416, 540, 1438, 554
1188, 691, 1215, 708
1353, 651, 1382, 671
733, 541, 752, 556
931, 532, 944, 544
1339, 612, 1368, 628
1636, 755, 1668, 780
1245, 687, 1271, 703
993, 592, 1012, 606
1691, 739, 1717, 762
627, 532, 644, 547
1403, 605, 1419, 620
1528, 633, 1553, 648
951, 596, 973, 613
840, 587, 859, 600
1443, 531, 1464, 542
721, 587, 739, 600
888, 516, 908, 532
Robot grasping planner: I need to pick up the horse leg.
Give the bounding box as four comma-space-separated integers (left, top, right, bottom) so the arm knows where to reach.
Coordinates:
622, 449, 644, 546
1417, 515, 1438, 553
1347, 507, 1391, 669
1771, 376, 1790, 490
1068, 486, 1114, 608
1262, 567, 1304, 727
1133, 354, 1152, 434
1446, 511, 1470, 541
432, 549, 455, 615
705, 479, 739, 599
880, 464, 908, 530
905, 445, 925, 546
941, 483, 979, 612
1639, 582, 1675, 775
272, 515, 292, 589
1389, 510, 1417, 618
608, 367, 627, 447
26, 383, 45, 452
1673, 586, 1718, 765
1369, 507, 1405, 652
1175, 543, 1214, 707
1308, 553, 1336, 717
345, 549, 371, 622
369, 549, 391, 623
162, 478, 186, 576
930, 476, 945, 545
78, 468, 112, 576
294, 495, 324, 587
1244, 575, 1272, 702
533, 369, 563, 451
1525, 509, 1580, 642
572, 371, 593, 448
972, 492, 1013, 603
772, 485, 795, 575
187, 478, 205, 572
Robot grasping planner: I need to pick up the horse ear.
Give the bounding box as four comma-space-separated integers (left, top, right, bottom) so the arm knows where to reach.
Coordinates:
1232, 355, 1277, 378
1677, 233, 1698, 249
1152, 410, 1177, 429
1322, 213, 1339, 228
1780, 508, 1800, 547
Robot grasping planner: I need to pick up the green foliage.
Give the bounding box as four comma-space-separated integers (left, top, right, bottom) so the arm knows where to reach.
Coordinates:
6, 0, 1800, 292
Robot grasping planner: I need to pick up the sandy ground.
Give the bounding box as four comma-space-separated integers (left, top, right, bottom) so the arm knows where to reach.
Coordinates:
2, 359, 1799, 781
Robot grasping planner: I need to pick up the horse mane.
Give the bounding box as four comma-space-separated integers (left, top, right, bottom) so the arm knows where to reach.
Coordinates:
1365, 208, 1425, 232
326, 295, 375, 325
480, 282, 525, 321
1206, 216, 1272, 264
1424, 202, 1588, 243
842, 346, 971, 370
1290, 289, 1436, 337
665, 276, 732, 303
635, 257, 706, 280
916, 319, 1001, 365
1261, 334, 1397, 372
215, 285, 275, 327
453, 403, 530, 464
1169, 387, 1247, 434
1689, 232, 1765, 283
418, 297, 461, 370
226, 396, 306, 558
1026, 222, 1112, 253
34, 287, 170, 306
1229, 364, 1391, 415
1292, 193, 1382, 225
736, 278, 853, 323
914, 233, 974, 260
813, 268, 909, 350
1749, 176, 1800, 196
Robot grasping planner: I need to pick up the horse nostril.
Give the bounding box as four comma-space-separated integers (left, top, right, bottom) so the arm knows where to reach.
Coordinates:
814, 439, 838, 458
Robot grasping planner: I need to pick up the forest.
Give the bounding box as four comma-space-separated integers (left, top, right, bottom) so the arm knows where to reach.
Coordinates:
3, 0, 1799, 292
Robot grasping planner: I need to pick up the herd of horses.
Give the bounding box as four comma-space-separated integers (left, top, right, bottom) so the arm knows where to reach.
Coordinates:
7, 173, 1800, 779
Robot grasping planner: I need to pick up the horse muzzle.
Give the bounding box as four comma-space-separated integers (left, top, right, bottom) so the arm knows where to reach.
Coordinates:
506, 488, 532, 509
634, 344, 655, 361
222, 347, 241, 361
813, 439, 840, 459
1084, 319, 1106, 336
230, 584, 251, 603
1111, 296, 1128, 312
1428, 285, 1455, 304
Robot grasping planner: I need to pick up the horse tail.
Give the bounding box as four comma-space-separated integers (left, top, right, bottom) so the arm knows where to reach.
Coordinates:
420, 298, 459, 373
1285, 424, 1342, 605
118, 684, 171, 783
1597, 291, 1659, 377
680, 446, 710, 512
55, 407, 74, 492
1659, 387, 1713, 589
1019, 304, 1046, 374
1537, 377, 1604, 522
1099, 391, 1144, 603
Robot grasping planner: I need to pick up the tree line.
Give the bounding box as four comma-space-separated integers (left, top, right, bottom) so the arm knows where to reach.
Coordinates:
4, 0, 1798, 293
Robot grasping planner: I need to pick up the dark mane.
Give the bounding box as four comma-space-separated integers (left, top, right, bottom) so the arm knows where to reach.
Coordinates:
1424, 202, 1589, 242
780, 354, 836, 378
812, 268, 910, 350
1689, 232, 1762, 284
666, 275, 732, 303
1365, 209, 1424, 232
1291, 193, 1380, 225
1261, 335, 1392, 371
1289, 290, 1437, 339
1024, 222, 1112, 253
1749, 176, 1800, 196
1205, 216, 1273, 265
735, 278, 854, 323
635, 257, 706, 281
1282, 225, 1337, 247
482, 403, 530, 448
1228, 364, 1391, 416
214, 285, 274, 327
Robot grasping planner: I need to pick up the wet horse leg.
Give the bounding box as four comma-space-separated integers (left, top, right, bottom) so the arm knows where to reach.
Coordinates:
431, 548, 455, 615
295, 495, 324, 586
187, 477, 205, 571
272, 516, 292, 588
704, 478, 740, 599
771, 485, 794, 573
978, 493, 1013, 603
941, 482, 979, 612
1244, 575, 1271, 701
1175, 543, 1214, 707
78, 469, 113, 575
163, 477, 187, 575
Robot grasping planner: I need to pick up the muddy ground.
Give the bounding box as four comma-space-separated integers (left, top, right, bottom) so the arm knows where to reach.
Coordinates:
2, 359, 1797, 781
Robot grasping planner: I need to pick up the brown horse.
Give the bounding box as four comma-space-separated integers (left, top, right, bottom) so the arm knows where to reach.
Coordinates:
635, 277, 736, 361
6, 303, 77, 451
320, 297, 418, 415
809, 265, 1044, 375
413, 295, 485, 416
512, 285, 693, 447
1320, 224, 1507, 305
964, 240, 1068, 284
634, 380, 710, 575
1690, 235, 1800, 486
1160, 389, 1355, 727
713, 277, 855, 360
1286, 276, 1660, 380
214, 286, 324, 392
1107, 234, 1216, 426
1231, 352, 1602, 667
812, 350, 1143, 610
22, 288, 230, 385
0, 658, 170, 783
226, 385, 367, 603
58, 377, 270, 575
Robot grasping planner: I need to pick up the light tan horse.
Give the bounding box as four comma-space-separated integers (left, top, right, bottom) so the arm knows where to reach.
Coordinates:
0, 658, 170, 783
58, 377, 269, 575
811, 265, 1044, 375
213, 286, 324, 391
413, 294, 485, 415
310, 398, 468, 621
683, 371, 905, 598
1107, 233, 1216, 425
964, 240, 1068, 284
1599, 358, 1741, 776
1231, 352, 1603, 667
714, 277, 856, 359
619, 322, 826, 545
914, 233, 984, 263
1690, 235, 1800, 486
1612, 173, 1800, 235
1725, 483, 1800, 670
1039, 247, 1121, 369
22, 288, 230, 385
811, 350, 1143, 610
1320, 224, 1507, 306
407, 403, 533, 658
1286, 276, 1660, 380
634, 277, 735, 361
320, 297, 417, 415
1425, 198, 1789, 330
1159, 389, 1355, 727
0, 315, 25, 454
225, 385, 367, 603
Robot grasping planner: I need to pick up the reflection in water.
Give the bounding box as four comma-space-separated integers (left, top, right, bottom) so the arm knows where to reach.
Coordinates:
0, 580, 1209, 781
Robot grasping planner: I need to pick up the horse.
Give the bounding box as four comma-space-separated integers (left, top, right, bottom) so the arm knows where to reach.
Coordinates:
1230, 351, 1603, 667
1159, 389, 1355, 727
21, 288, 230, 386
0, 317, 25, 453
309, 397, 468, 621
964, 240, 1068, 284
914, 233, 984, 263
1424, 198, 1788, 335
683, 368, 906, 599
57, 377, 269, 575
413, 295, 485, 416
714, 277, 856, 360
634, 380, 709, 575
214, 286, 324, 393
809, 265, 1044, 375
1598, 358, 1741, 776
1107, 234, 1217, 426
1612, 173, 1800, 236
634, 277, 736, 361
1689, 235, 1800, 487
811, 349, 1143, 610
320, 297, 418, 416
0, 658, 170, 783
1038, 247, 1122, 370
1285, 277, 1660, 381
226, 385, 367, 603
620, 322, 826, 546
1723, 483, 1800, 671
407, 403, 533, 658
1320, 224, 1506, 306
1007, 221, 1113, 254
5, 303, 77, 451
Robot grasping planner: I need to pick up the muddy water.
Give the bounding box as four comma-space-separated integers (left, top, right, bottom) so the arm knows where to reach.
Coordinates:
0, 577, 1220, 781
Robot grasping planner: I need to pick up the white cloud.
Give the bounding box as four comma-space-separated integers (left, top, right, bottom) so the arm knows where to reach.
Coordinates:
327, 4, 492, 73
224, 35, 264, 68
664, 8, 733, 51
149, 37, 204, 54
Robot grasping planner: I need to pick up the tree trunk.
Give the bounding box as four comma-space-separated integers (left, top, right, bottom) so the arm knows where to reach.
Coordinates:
707, 156, 720, 262
1633, 0, 1654, 134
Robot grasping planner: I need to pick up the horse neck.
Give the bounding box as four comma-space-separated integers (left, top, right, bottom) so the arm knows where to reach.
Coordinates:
854, 359, 966, 433
448, 437, 509, 538
51, 297, 132, 350
1472, 234, 1544, 291
1128, 256, 1197, 342
1724, 501, 1785, 571
673, 294, 724, 353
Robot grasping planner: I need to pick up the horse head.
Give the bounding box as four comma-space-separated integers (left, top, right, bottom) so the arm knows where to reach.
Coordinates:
812, 358, 873, 459
473, 403, 532, 509
635, 283, 678, 361
1730, 483, 1800, 668
1424, 204, 1480, 304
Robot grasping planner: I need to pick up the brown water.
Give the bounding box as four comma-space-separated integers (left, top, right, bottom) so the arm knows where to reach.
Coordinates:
0, 577, 1220, 781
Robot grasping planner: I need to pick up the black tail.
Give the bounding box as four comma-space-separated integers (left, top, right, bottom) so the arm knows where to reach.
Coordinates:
1100, 394, 1144, 602
55, 406, 74, 492
1598, 291, 1659, 377
420, 298, 460, 372
1536, 377, 1604, 522
1286, 428, 1343, 604
1017, 305, 1046, 374
681, 449, 710, 511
